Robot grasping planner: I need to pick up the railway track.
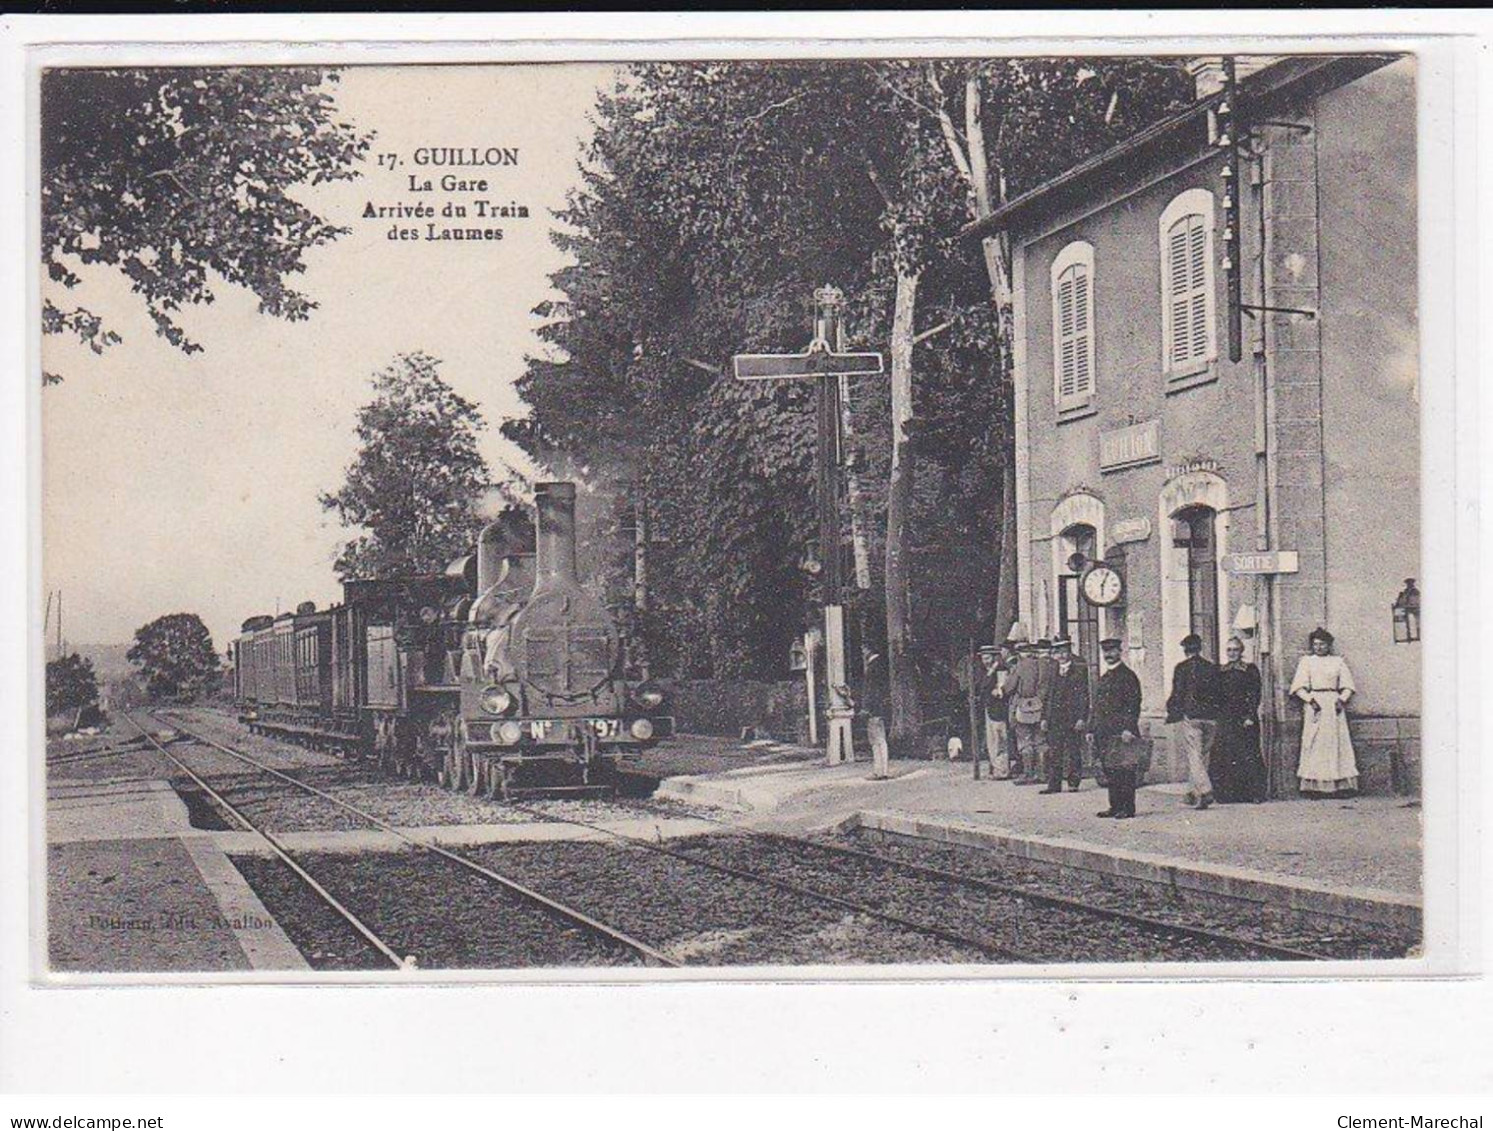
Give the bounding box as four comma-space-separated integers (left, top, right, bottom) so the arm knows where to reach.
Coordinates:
131, 712, 679, 970
133, 711, 1381, 966
505, 798, 1040, 964
562, 797, 1346, 964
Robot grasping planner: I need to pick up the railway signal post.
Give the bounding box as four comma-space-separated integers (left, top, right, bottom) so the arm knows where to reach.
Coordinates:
733, 286, 884, 766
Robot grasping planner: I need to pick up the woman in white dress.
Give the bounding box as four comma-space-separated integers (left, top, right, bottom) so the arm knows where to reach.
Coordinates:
1289, 627, 1358, 796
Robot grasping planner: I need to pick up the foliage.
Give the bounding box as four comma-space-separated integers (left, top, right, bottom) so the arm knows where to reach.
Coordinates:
321, 352, 499, 581
46, 652, 98, 717
508, 58, 1191, 688
41, 66, 370, 383
127, 613, 221, 701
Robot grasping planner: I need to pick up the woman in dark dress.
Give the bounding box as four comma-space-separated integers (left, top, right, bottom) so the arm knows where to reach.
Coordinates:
1213, 636, 1267, 802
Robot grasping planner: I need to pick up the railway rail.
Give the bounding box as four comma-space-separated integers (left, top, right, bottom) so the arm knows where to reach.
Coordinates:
505, 799, 1042, 964
548, 797, 1348, 964
128, 711, 1392, 967
124, 715, 410, 969
133, 711, 679, 969
711, 816, 1331, 962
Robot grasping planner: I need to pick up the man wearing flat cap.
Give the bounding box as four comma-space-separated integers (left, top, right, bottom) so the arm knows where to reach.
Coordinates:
1166, 633, 1219, 809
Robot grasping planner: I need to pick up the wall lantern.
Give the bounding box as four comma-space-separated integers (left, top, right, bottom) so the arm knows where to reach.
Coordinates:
1392, 578, 1420, 644
798, 541, 822, 576
788, 638, 809, 673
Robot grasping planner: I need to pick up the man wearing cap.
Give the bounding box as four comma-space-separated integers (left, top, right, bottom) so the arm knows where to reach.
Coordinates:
1091, 637, 1143, 818
1041, 637, 1090, 793
1005, 641, 1050, 784
978, 645, 1012, 779
1166, 633, 1220, 809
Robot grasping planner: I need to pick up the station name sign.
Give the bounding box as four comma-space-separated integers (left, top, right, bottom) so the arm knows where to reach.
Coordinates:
1099, 420, 1160, 473
1221, 550, 1300, 575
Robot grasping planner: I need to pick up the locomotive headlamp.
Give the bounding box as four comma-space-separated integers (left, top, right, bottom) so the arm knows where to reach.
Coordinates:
497, 721, 524, 745
419, 605, 440, 625
480, 686, 514, 715
635, 689, 664, 709
630, 719, 655, 741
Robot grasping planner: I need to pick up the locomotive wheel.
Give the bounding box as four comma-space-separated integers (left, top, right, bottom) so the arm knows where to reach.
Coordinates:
431, 711, 466, 792
442, 745, 465, 792
467, 752, 487, 797
373, 715, 398, 776
493, 761, 514, 802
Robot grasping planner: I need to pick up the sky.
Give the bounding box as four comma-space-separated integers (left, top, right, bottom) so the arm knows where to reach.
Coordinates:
42, 63, 619, 655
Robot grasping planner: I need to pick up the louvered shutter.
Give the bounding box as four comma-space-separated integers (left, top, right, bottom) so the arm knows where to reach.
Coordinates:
1054, 260, 1094, 408
1188, 219, 1208, 361
1167, 213, 1211, 368
1072, 268, 1092, 399
1057, 269, 1077, 402
1168, 220, 1192, 363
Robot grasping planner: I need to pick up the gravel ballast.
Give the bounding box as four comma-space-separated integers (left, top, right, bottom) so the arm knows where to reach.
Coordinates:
846, 829, 1419, 960
231, 848, 646, 970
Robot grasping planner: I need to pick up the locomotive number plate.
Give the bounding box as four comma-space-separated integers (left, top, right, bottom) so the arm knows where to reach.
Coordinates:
525, 718, 622, 740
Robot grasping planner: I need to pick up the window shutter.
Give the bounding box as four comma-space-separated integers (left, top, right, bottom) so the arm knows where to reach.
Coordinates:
1072, 268, 1091, 397
1188, 218, 1208, 359
1052, 245, 1096, 410
1167, 213, 1211, 367
1169, 221, 1191, 363
1056, 269, 1075, 402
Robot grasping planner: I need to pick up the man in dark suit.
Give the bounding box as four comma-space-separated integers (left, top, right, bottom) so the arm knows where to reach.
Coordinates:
1090, 637, 1143, 819
1041, 636, 1090, 793
1166, 633, 1219, 809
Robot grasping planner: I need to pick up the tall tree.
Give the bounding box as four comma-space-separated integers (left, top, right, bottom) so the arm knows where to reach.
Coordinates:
41, 66, 370, 383
46, 653, 98, 717
509, 58, 1190, 736
128, 613, 220, 701
321, 352, 497, 581
917, 59, 1191, 638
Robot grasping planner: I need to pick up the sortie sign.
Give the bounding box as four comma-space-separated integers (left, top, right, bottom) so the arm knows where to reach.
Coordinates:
1221, 550, 1300, 575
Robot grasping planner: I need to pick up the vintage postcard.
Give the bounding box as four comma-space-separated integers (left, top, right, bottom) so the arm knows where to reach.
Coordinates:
34, 41, 1441, 983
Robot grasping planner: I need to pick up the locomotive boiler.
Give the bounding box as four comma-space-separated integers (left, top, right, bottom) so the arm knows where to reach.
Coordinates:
231, 481, 671, 798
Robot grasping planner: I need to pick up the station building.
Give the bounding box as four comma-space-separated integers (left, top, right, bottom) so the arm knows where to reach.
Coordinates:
974, 54, 1420, 795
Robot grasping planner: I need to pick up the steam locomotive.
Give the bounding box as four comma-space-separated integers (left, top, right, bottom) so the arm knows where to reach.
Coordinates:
231, 482, 672, 798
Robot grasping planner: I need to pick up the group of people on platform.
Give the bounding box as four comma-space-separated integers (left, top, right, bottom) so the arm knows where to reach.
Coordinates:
977, 627, 1359, 819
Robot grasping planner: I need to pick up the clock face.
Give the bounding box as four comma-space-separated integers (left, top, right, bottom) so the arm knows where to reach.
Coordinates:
1082, 564, 1124, 607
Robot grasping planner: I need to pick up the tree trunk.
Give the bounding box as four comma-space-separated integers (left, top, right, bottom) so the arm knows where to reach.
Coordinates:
885, 266, 922, 752
960, 71, 1021, 645
994, 449, 1018, 641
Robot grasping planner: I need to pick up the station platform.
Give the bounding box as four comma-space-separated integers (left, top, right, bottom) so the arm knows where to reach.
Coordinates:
45, 774, 307, 974
657, 757, 1422, 932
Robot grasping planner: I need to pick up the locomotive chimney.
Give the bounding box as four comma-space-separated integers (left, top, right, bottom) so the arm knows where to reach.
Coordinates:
533, 481, 580, 589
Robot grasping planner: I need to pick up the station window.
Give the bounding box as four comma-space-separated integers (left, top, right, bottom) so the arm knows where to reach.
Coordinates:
1051, 241, 1096, 413
1173, 505, 1221, 660
1159, 188, 1217, 380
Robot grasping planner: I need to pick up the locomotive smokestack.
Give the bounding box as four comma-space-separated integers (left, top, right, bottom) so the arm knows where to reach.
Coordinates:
533, 481, 579, 589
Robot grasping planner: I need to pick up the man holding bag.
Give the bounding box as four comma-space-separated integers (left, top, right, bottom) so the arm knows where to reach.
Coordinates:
1006, 642, 1051, 784
1091, 637, 1144, 819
